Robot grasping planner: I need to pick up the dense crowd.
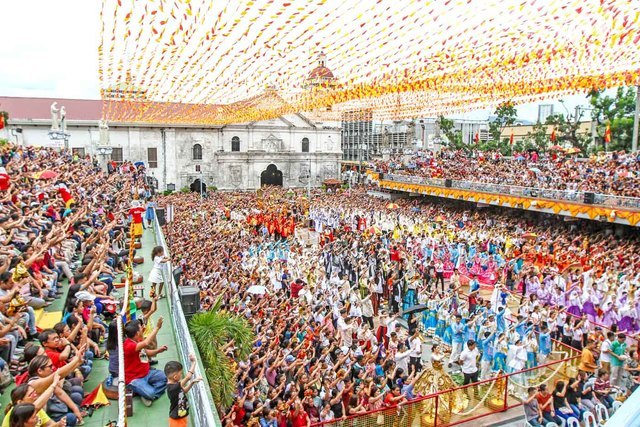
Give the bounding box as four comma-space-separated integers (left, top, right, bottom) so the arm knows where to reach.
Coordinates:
162, 186, 640, 427
373, 149, 640, 197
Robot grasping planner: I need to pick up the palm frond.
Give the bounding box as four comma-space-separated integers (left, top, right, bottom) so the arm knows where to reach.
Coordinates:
189, 309, 255, 410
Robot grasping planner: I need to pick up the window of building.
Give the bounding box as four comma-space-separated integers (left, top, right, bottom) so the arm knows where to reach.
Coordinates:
192, 143, 202, 160
111, 147, 123, 163
302, 137, 310, 153
147, 147, 158, 168
231, 136, 240, 152
195, 164, 201, 172
71, 148, 85, 157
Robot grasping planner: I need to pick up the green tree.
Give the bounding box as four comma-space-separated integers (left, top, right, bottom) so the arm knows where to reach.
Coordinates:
523, 121, 549, 151
488, 101, 517, 143
544, 112, 591, 153
477, 137, 512, 155
436, 115, 467, 151
589, 86, 637, 152
190, 299, 255, 410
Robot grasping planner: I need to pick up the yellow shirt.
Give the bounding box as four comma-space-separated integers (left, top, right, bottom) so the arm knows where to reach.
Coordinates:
2, 408, 49, 427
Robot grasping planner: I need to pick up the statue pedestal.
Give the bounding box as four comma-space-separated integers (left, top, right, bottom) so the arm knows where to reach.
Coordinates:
96, 145, 113, 172
47, 131, 71, 150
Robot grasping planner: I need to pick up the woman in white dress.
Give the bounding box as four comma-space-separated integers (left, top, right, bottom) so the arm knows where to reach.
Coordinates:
149, 245, 169, 298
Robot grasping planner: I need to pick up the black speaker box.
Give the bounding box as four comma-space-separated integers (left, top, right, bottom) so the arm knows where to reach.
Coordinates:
583, 192, 595, 204
179, 285, 200, 316
156, 208, 166, 226
172, 267, 183, 287
445, 179, 452, 188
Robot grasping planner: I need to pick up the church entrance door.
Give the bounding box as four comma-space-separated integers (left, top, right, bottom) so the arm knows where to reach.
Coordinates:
260, 164, 283, 187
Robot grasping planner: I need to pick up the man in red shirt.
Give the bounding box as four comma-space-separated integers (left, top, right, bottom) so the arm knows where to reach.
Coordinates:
290, 279, 305, 298
123, 317, 168, 406
128, 200, 146, 238
288, 401, 311, 427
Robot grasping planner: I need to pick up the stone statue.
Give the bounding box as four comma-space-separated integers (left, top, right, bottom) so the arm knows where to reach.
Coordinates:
99, 120, 110, 145
50, 102, 59, 131
59, 106, 67, 133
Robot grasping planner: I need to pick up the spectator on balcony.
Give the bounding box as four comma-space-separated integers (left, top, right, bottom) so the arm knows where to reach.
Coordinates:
123, 318, 168, 406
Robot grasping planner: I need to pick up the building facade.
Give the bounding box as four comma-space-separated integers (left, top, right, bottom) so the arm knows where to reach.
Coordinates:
0, 97, 342, 191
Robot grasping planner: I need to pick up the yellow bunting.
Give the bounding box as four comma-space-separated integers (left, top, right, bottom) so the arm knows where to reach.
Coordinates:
99, 0, 640, 125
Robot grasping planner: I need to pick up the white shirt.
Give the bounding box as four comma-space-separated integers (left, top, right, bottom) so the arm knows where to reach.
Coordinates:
459, 347, 480, 374
410, 337, 422, 358
395, 349, 412, 373
600, 339, 612, 363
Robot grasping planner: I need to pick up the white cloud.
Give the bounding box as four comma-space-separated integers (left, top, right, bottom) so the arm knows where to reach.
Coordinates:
0, 0, 101, 99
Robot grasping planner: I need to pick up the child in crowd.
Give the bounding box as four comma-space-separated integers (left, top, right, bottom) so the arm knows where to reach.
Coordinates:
164, 354, 203, 427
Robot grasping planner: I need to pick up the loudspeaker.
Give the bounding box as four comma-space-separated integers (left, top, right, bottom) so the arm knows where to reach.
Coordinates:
179, 285, 200, 316
156, 208, 166, 226
583, 192, 595, 204
172, 267, 183, 287
379, 173, 384, 180
445, 179, 452, 188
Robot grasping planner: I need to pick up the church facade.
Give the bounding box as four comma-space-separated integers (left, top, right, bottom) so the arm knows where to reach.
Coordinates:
0, 97, 342, 191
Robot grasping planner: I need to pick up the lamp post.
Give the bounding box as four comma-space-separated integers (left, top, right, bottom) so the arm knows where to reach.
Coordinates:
200, 169, 204, 199
633, 85, 640, 152
307, 158, 311, 201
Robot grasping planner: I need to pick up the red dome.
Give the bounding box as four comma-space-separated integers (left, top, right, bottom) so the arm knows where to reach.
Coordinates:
308, 65, 335, 80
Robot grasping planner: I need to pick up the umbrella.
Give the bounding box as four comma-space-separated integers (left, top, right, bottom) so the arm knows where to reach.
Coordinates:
549, 145, 564, 151
565, 147, 581, 154
522, 232, 538, 240
515, 155, 525, 161
400, 304, 429, 316
134, 161, 145, 167
82, 384, 111, 408
246, 284, 267, 295
386, 203, 400, 210
434, 215, 446, 222
34, 170, 58, 180
528, 167, 542, 175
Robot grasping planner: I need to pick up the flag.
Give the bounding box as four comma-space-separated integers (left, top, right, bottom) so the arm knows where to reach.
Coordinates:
82, 384, 111, 408
0, 115, 4, 130
474, 131, 479, 144
604, 124, 611, 144
509, 131, 514, 145
550, 129, 556, 142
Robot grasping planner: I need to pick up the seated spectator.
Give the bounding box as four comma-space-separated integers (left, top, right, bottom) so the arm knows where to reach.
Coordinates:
594, 370, 615, 408
123, 318, 168, 406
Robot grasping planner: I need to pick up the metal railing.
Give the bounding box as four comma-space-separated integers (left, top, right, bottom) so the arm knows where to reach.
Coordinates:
153, 209, 222, 427
377, 172, 640, 209
312, 342, 581, 427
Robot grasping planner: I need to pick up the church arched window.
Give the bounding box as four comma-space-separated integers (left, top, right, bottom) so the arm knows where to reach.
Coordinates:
302, 137, 310, 153
231, 136, 240, 152
192, 144, 203, 160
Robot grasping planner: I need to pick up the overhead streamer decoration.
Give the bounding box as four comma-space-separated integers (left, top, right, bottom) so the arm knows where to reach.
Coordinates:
99, 0, 640, 125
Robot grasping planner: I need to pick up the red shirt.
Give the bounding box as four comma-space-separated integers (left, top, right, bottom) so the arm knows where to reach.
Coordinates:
289, 410, 309, 427
128, 207, 145, 224
45, 349, 64, 370
290, 282, 304, 298
0, 173, 9, 191
123, 338, 150, 384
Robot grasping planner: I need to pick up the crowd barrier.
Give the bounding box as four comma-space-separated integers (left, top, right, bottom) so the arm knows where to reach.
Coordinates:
153, 209, 222, 427
312, 345, 581, 427
377, 172, 640, 209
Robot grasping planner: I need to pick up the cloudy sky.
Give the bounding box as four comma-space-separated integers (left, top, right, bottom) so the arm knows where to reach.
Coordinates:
0, 0, 592, 122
